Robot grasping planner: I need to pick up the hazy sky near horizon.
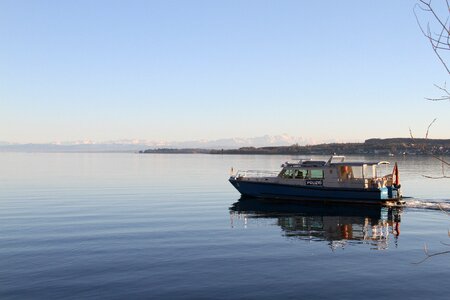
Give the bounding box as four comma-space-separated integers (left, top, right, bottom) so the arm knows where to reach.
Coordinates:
1, 0, 449, 143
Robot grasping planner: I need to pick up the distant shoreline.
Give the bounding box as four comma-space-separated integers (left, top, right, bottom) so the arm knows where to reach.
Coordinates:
139, 138, 450, 156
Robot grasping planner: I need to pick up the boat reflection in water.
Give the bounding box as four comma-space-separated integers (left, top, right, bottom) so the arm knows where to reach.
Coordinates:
229, 197, 402, 251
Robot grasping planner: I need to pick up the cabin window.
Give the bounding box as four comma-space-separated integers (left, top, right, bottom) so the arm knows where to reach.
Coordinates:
294, 169, 307, 179
340, 165, 363, 179
339, 166, 354, 179
363, 165, 376, 178
352, 167, 363, 178
309, 169, 324, 179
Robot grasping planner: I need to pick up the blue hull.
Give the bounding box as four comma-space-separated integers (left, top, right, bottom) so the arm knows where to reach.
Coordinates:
229, 178, 399, 203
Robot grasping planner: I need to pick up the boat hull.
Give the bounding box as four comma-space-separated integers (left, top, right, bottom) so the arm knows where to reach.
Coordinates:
229, 178, 400, 203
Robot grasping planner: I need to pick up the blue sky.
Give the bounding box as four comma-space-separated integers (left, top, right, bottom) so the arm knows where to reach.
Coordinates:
0, 0, 448, 143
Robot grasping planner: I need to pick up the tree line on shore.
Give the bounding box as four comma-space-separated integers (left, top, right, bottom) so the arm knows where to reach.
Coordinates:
140, 138, 450, 155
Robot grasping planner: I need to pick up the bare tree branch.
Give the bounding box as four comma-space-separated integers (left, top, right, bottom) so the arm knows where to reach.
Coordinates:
415, 0, 450, 100
410, 119, 449, 178
419, 0, 450, 36
422, 174, 450, 178
424, 83, 450, 101
413, 244, 450, 264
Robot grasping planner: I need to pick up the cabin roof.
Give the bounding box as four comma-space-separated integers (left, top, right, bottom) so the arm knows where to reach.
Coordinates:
331, 161, 390, 167
283, 156, 391, 168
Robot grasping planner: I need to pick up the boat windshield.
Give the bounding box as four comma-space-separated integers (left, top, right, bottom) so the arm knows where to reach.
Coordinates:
279, 169, 305, 178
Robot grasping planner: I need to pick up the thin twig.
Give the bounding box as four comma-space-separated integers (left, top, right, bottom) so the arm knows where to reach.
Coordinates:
431, 154, 450, 166
424, 83, 450, 101
410, 119, 450, 178
425, 118, 437, 139
421, 174, 450, 178
413, 248, 450, 264
438, 203, 450, 216
419, 0, 450, 35
414, 1, 450, 74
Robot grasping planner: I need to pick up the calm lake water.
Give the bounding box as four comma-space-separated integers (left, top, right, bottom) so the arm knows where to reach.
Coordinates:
0, 153, 449, 299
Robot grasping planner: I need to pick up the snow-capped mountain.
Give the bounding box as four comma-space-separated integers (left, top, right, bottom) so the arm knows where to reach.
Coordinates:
0, 134, 317, 152
163, 134, 314, 149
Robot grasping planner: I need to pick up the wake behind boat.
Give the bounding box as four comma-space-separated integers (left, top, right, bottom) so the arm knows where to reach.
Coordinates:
229, 156, 403, 204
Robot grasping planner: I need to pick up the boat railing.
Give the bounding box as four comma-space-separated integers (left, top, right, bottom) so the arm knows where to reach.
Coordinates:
234, 170, 280, 178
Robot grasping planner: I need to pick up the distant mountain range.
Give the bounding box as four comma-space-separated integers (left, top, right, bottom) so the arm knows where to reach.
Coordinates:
1, 136, 449, 155
0, 134, 330, 152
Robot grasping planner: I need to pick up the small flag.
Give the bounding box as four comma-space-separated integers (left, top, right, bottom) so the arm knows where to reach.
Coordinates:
392, 162, 400, 186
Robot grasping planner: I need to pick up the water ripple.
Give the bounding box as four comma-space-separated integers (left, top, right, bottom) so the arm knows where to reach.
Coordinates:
404, 198, 450, 211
